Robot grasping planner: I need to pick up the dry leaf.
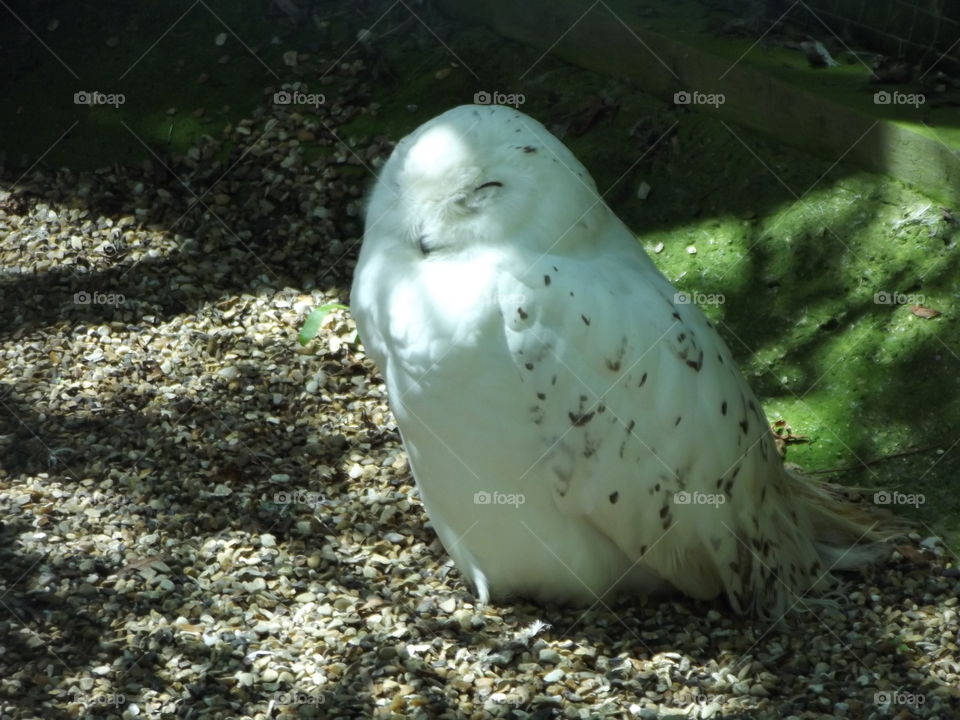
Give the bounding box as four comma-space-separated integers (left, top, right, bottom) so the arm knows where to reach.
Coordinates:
910, 305, 941, 319
894, 544, 930, 566
771, 419, 809, 457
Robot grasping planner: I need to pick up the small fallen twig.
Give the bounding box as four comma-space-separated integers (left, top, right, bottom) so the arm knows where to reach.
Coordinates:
805, 445, 943, 475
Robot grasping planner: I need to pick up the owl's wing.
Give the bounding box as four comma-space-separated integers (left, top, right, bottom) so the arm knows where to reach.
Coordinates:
496, 227, 793, 609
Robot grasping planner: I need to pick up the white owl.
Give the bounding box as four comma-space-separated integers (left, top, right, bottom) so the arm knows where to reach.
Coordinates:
351, 104, 890, 617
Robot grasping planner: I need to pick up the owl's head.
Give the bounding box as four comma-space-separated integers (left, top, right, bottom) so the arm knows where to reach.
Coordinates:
364, 104, 609, 257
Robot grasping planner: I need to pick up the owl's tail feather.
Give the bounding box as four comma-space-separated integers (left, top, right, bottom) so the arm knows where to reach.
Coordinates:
786, 468, 909, 571
737, 468, 908, 620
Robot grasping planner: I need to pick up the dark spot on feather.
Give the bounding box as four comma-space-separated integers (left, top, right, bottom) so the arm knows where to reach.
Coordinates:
674, 416, 682, 426
739, 419, 749, 434
638, 372, 647, 388
716, 477, 723, 489
639, 545, 647, 555
518, 307, 528, 320
609, 491, 619, 504
475, 180, 503, 191
672, 312, 681, 320
524, 362, 534, 370
718, 353, 724, 364
721, 401, 727, 415
654, 483, 660, 492
581, 314, 590, 325
659, 505, 669, 518
543, 275, 551, 286
724, 479, 734, 497
732, 466, 740, 479
597, 404, 606, 413
523, 145, 537, 153
678, 332, 686, 342
569, 410, 595, 426
606, 359, 620, 371
536, 392, 546, 400
686, 349, 704, 372
551, 375, 557, 385
761, 486, 767, 503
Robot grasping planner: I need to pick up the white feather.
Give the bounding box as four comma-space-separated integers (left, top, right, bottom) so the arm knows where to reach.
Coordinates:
351, 104, 892, 616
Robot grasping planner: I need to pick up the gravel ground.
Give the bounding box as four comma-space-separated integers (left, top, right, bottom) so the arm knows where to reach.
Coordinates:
2, 20, 960, 720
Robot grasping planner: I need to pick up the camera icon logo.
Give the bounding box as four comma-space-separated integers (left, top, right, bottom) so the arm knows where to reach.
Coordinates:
74, 290, 91, 304
674, 491, 691, 504
474, 90, 492, 104
673, 91, 691, 105
873, 491, 891, 505
674, 292, 691, 305
473, 490, 491, 505
274, 90, 292, 105
873, 90, 891, 105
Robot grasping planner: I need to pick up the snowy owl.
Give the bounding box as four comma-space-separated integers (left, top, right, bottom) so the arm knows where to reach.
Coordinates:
351, 104, 891, 617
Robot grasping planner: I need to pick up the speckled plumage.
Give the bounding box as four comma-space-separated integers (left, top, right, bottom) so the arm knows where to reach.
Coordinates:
351, 104, 888, 617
